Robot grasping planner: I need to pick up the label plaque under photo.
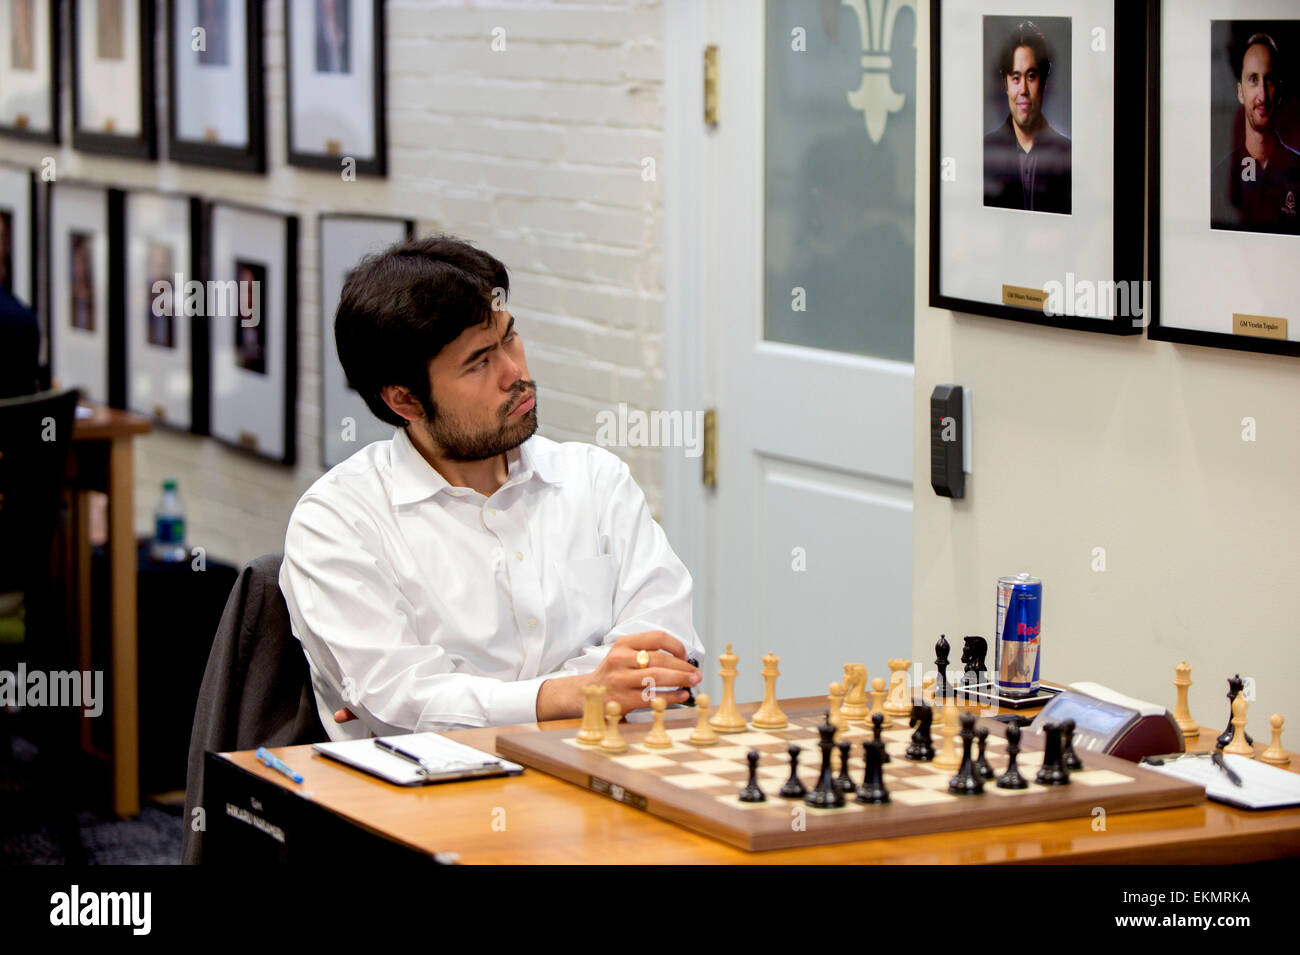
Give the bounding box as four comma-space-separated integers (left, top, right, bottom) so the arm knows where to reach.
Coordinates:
1231, 314, 1287, 341
1001, 284, 1049, 311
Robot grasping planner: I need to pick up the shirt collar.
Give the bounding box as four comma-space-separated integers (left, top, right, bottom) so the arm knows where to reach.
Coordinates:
388, 427, 560, 506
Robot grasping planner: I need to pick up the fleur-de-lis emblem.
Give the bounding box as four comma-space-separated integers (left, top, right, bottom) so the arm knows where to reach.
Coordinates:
842, 0, 916, 143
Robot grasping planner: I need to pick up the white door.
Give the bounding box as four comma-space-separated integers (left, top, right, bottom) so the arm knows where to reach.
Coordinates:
674, 0, 918, 704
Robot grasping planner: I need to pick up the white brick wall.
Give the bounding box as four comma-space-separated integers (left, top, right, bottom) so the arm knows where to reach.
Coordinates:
7, 0, 670, 567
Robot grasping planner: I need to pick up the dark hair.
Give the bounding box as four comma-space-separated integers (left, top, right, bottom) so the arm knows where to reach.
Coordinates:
998, 20, 1052, 83
334, 234, 509, 427
1233, 32, 1279, 82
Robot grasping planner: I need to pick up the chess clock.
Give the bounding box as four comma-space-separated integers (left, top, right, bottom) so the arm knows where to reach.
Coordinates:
1028, 683, 1185, 763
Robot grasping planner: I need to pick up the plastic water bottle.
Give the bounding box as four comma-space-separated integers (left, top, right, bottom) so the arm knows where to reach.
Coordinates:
151, 479, 187, 563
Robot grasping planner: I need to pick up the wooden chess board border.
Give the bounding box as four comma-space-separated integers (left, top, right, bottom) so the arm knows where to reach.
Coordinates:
495, 707, 1207, 852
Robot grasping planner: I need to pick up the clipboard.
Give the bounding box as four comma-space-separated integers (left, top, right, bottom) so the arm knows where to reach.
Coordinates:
1142, 752, 1300, 810
313, 732, 524, 786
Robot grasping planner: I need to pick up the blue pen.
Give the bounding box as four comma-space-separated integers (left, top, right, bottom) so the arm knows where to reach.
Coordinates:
256, 746, 304, 783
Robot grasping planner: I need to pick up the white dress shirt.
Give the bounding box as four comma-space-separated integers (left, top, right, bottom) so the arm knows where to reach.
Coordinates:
280, 427, 704, 740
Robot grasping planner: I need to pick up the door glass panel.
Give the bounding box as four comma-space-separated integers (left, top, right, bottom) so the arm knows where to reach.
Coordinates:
764, 0, 917, 361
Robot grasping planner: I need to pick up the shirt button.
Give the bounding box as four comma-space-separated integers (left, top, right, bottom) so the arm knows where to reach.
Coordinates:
488, 507, 497, 515
527, 617, 538, 628
451, 490, 463, 497
514, 551, 523, 561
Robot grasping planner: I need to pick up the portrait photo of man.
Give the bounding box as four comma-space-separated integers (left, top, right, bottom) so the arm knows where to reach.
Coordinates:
96, 0, 124, 61
983, 17, 1072, 215
197, 0, 229, 67
70, 232, 95, 332
11, 0, 35, 71
146, 242, 175, 349
1210, 25, 1300, 236
233, 259, 267, 374
315, 0, 350, 74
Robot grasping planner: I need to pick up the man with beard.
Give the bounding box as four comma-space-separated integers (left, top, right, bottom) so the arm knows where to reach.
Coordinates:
1212, 33, 1300, 235
280, 235, 703, 740
983, 20, 1072, 215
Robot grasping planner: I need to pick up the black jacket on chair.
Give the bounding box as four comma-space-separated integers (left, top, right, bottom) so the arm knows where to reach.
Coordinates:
181, 554, 326, 864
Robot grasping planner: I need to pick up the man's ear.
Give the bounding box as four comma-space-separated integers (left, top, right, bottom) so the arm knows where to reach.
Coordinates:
1237, 81, 1245, 108
381, 384, 425, 424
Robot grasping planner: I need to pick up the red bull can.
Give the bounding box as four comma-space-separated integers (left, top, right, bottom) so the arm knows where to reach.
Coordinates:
996, 573, 1042, 697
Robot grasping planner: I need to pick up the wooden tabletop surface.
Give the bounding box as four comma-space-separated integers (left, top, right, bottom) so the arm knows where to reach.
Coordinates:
72, 403, 153, 441
221, 695, 1300, 864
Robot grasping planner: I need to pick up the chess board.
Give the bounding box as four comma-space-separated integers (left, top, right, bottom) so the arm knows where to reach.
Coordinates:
495, 707, 1206, 851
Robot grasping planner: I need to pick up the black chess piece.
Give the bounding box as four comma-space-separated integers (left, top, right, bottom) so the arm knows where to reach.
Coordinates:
836, 740, 855, 792
959, 636, 989, 688
974, 726, 995, 780
906, 704, 935, 761
1060, 718, 1083, 771
870, 711, 892, 764
1035, 721, 1070, 785
1216, 675, 1254, 749
935, 634, 952, 699
738, 749, 766, 802
779, 744, 806, 799
855, 739, 890, 804
948, 712, 985, 794
805, 716, 845, 809
997, 722, 1028, 789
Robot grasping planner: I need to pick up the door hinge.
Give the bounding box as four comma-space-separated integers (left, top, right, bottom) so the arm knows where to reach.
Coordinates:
703, 45, 719, 127
702, 409, 717, 487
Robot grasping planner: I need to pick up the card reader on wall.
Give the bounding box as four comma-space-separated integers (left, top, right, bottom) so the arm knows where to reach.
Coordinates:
930, 384, 967, 498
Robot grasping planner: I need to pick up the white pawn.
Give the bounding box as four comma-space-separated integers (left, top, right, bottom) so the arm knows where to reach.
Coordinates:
644, 696, 673, 749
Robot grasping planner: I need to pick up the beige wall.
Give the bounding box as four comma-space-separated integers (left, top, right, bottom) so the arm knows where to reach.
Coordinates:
8, 0, 667, 568
912, 10, 1300, 728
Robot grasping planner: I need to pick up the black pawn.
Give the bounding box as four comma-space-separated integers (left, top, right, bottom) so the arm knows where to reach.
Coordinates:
779, 744, 806, 799
1036, 721, 1070, 786
870, 712, 892, 764
948, 712, 984, 794
1060, 718, 1083, 771
836, 740, 855, 792
855, 738, 890, 804
805, 716, 845, 809
738, 749, 766, 802
906, 704, 935, 761
997, 722, 1028, 789
1216, 675, 1254, 749
974, 726, 995, 780
935, 634, 951, 699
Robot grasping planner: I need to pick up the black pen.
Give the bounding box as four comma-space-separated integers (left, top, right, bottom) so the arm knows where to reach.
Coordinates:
1211, 750, 1243, 787
374, 738, 435, 775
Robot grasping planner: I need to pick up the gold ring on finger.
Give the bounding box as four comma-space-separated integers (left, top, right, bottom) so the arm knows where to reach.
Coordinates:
636, 650, 650, 669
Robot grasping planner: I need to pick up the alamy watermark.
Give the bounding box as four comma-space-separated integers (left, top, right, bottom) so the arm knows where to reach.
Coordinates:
0, 664, 103, 717
150, 275, 260, 327
1043, 272, 1150, 326
595, 403, 705, 458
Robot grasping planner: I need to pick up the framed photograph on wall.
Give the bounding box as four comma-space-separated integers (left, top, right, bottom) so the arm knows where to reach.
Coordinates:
285, 0, 387, 176
0, 0, 60, 143
71, 0, 156, 158
1148, 0, 1300, 357
930, 0, 1146, 334
207, 202, 298, 465
319, 213, 411, 468
167, 0, 266, 171
124, 189, 206, 431
50, 182, 124, 405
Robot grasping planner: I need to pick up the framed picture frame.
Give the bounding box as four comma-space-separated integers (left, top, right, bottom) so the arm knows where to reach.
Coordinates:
1147, 0, 1300, 357
123, 189, 207, 432
71, 0, 157, 159
49, 181, 124, 405
319, 213, 411, 468
285, 0, 387, 176
167, 0, 266, 172
207, 201, 298, 465
0, 0, 60, 143
929, 0, 1146, 334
